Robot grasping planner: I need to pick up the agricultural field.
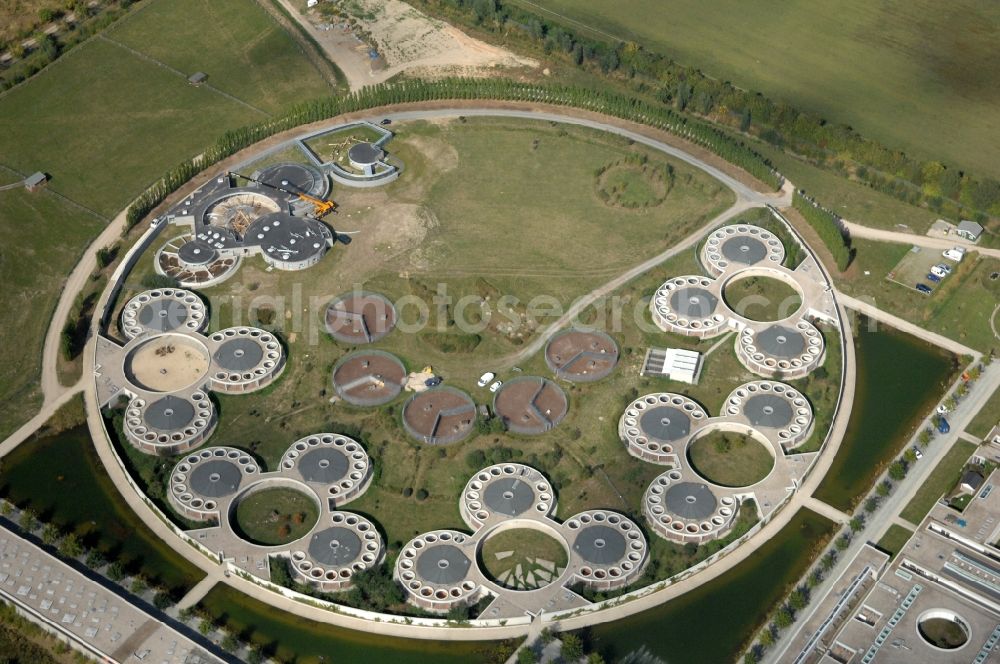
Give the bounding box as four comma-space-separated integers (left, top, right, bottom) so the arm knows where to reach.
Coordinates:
0, 183, 105, 439
517, 0, 1000, 179
0, 0, 331, 218
838, 241, 1000, 354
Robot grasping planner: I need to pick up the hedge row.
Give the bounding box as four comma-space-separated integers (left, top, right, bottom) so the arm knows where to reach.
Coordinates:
792, 191, 853, 271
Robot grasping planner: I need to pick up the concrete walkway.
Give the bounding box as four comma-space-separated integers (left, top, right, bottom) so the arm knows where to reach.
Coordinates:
804, 497, 851, 525
175, 574, 219, 612
844, 220, 1000, 259
836, 291, 979, 358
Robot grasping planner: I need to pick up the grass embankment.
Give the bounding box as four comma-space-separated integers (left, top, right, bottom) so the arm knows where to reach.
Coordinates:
876, 525, 914, 560
899, 439, 977, 524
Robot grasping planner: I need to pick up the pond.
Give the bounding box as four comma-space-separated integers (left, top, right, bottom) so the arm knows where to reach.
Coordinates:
815, 316, 959, 511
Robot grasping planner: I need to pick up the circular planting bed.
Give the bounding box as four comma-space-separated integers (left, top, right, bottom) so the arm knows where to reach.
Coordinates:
479, 527, 568, 591
233, 487, 319, 546
595, 156, 671, 210
687, 430, 774, 488
723, 275, 802, 322
917, 611, 971, 650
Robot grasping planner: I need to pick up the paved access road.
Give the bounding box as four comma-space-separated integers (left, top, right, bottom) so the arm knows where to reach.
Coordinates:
844, 220, 1000, 259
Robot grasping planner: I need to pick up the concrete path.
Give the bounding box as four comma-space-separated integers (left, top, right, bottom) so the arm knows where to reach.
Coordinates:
804, 497, 851, 525
844, 220, 1000, 259
836, 291, 979, 358
175, 574, 219, 611
766, 361, 1000, 663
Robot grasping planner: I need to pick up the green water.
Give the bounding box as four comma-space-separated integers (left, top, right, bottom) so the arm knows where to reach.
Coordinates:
198, 586, 511, 664
587, 508, 836, 663
815, 317, 958, 511
0, 424, 204, 595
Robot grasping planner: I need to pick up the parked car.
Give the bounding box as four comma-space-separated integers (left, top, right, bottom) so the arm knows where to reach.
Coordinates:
942, 247, 966, 262
424, 376, 442, 387
381, 118, 392, 125
477, 371, 495, 387
912, 446, 924, 460
936, 403, 950, 415
937, 417, 951, 434
929, 265, 948, 278
934, 263, 953, 275
927, 273, 942, 283
489, 380, 503, 393
916, 283, 933, 294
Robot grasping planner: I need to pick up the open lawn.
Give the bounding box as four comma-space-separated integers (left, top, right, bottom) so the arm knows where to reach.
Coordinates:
0, 0, 331, 218
722, 274, 802, 322
967, 385, 1000, 440
480, 527, 568, 589
687, 431, 774, 488
108, 0, 331, 115
234, 487, 319, 546
519, 0, 1000, 179
838, 242, 1000, 355
0, 187, 104, 438
900, 439, 976, 525
876, 524, 914, 560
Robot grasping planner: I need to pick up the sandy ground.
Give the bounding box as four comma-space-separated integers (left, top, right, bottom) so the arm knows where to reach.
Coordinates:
127, 338, 209, 392
277, 0, 536, 90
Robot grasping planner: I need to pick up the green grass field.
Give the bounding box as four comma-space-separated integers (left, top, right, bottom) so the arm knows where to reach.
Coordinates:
876, 524, 914, 559
900, 439, 976, 524
967, 386, 1000, 440
838, 243, 1000, 355
519, 0, 1000, 178
480, 528, 568, 589
687, 431, 774, 487
722, 275, 802, 322
0, 187, 105, 438
234, 488, 319, 546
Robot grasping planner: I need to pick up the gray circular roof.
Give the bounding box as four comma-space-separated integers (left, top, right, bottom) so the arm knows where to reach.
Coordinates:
213, 337, 264, 371
348, 142, 383, 165
744, 394, 794, 428
307, 526, 362, 567
573, 524, 626, 565
721, 236, 767, 265
258, 163, 323, 197
665, 482, 717, 520
188, 459, 243, 498
298, 447, 349, 484
756, 325, 806, 358
245, 214, 328, 263
639, 406, 691, 442
415, 544, 471, 585
144, 395, 196, 431
483, 477, 535, 516
177, 239, 218, 266
136, 299, 189, 332
670, 287, 719, 318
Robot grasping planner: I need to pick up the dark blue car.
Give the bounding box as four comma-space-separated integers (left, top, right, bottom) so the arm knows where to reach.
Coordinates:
926, 273, 941, 283
937, 417, 950, 434
916, 283, 933, 294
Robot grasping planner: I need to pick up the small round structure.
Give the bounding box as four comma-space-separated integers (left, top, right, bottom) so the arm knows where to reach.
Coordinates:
723, 381, 814, 448
207, 327, 285, 393
643, 473, 740, 545
203, 192, 280, 239
155, 233, 239, 288
168, 447, 259, 520
565, 511, 648, 590
331, 350, 406, 406
120, 289, 207, 340
619, 393, 708, 464
325, 292, 397, 344
244, 214, 332, 271
544, 329, 619, 382
402, 386, 477, 445
492, 377, 568, 435
737, 320, 824, 379
348, 143, 385, 176
460, 463, 555, 530
650, 276, 728, 338
123, 391, 216, 455
289, 512, 384, 592
256, 162, 328, 199
702, 224, 785, 277
279, 433, 372, 505
396, 530, 481, 613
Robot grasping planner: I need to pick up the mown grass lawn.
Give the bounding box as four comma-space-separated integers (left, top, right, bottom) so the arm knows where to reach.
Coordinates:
900, 439, 977, 525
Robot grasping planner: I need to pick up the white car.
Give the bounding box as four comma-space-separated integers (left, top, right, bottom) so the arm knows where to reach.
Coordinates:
489, 380, 503, 393
477, 372, 495, 388
913, 447, 923, 460
930, 265, 948, 278
936, 404, 950, 415
942, 247, 966, 262
934, 263, 953, 275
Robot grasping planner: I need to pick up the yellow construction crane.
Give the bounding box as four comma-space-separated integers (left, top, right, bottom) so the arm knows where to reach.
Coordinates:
229, 171, 337, 218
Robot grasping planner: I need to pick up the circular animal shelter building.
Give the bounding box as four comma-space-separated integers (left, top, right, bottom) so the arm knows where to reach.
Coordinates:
492, 377, 568, 435
402, 386, 477, 445
325, 291, 398, 344
544, 329, 619, 382
331, 350, 406, 406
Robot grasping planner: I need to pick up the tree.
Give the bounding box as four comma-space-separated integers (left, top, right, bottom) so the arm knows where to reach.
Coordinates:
19, 509, 38, 532
849, 517, 864, 533
788, 588, 808, 611
888, 461, 907, 481
759, 628, 775, 647
153, 591, 173, 610
41, 523, 61, 546
106, 561, 125, 582
903, 449, 917, 464
917, 429, 933, 446
85, 549, 107, 569
221, 633, 238, 652
835, 535, 851, 551
59, 533, 83, 558
517, 647, 538, 664
0, 501, 11, 516
198, 618, 213, 636
877, 481, 892, 498
587, 654, 606, 664
773, 607, 793, 629
864, 497, 879, 514
130, 576, 148, 594
560, 633, 584, 661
